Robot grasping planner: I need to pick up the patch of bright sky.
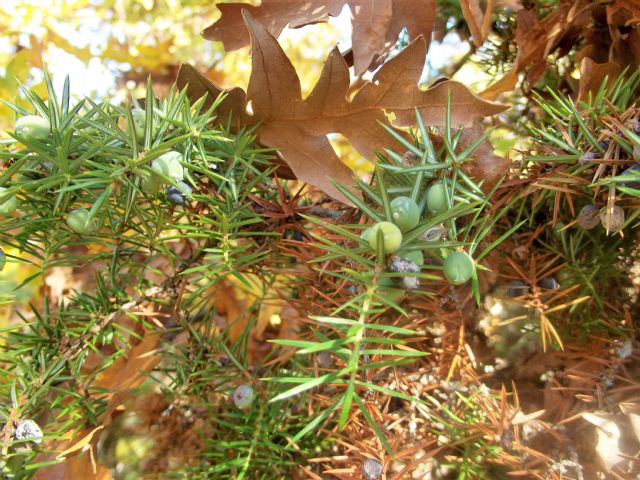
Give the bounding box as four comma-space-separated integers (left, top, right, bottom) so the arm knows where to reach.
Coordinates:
1, 0, 114, 97
282, 7, 472, 88
427, 33, 471, 75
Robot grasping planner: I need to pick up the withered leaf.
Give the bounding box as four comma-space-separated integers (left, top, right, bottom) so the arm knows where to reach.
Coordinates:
176, 64, 296, 179
33, 452, 112, 480
204, 0, 436, 75
607, 0, 640, 25
607, 0, 640, 68
577, 58, 621, 101
175, 64, 250, 128
181, 12, 506, 203
459, 122, 511, 191
244, 11, 506, 202
481, 0, 640, 99
461, 0, 494, 47
482, 2, 594, 99
92, 331, 161, 393
203, 1, 344, 51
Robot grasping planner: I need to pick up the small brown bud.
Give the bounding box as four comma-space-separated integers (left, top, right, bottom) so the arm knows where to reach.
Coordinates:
577, 204, 600, 230
363, 458, 383, 480
402, 150, 419, 166
599, 205, 625, 233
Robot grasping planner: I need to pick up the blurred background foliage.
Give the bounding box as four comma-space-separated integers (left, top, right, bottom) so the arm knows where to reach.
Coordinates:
0, 0, 352, 126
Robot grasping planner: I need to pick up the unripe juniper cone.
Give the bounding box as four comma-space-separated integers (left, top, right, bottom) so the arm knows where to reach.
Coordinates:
15, 115, 50, 140
426, 182, 448, 215
66, 208, 97, 235
443, 251, 475, 285
152, 151, 184, 182
367, 221, 403, 254
390, 196, 420, 231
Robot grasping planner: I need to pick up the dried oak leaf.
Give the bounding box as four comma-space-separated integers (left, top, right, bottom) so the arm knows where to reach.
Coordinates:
483, 0, 640, 99
607, 0, 640, 25
577, 57, 621, 101
203, 0, 436, 75
173, 64, 250, 129
608, 0, 640, 69
459, 122, 511, 190
175, 63, 296, 179
182, 12, 506, 203
32, 451, 112, 480
482, 1, 594, 99
461, 0, 495, 47
92, 331, 161, 395
32, 426, 112, 480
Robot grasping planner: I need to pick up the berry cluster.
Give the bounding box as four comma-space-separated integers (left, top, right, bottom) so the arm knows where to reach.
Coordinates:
7, 105, 196, 238
361, 188, 476, 290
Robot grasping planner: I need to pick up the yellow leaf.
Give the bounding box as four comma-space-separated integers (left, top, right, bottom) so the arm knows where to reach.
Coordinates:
46, 27, 92, 62
56, 425, 104, 460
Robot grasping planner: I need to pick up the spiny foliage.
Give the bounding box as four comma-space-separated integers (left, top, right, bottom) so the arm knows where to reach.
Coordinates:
0, 76, 292, 477
1, 0, 640, 479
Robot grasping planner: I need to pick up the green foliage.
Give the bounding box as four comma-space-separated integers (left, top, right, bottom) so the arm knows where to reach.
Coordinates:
0, 75, 283, 477
504, 71, 640, 331
2, 3, 640, 478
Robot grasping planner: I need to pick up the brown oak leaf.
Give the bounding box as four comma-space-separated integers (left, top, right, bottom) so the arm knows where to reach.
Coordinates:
459, 122, 511, 191
181, 11, 506, 203
481, 1, 594, 99
577, 58, 621, 101
173, 64, 250, 128
203, 0, 436, 75
482, 0, 640, 99
461, 0, 495, 47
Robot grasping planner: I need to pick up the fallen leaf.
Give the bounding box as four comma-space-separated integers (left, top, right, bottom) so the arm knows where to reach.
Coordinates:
608, 0, 640, 68
367, 0, 437, 72
582, 412, 626, 472
607, 0, 640, 25
481, 70, 519, 100
481, 0, 640, 99
459, 122, 511, 190
203, 1, 345, 52
32, 452, 112, 480
245, 11, 505, 202
33, 427, 112, 480
619, 402, 640, 443
176, 64, 297, 179
211, 274, 294, 364
92, 331, 161, 393
481, 8, 548, 98
482, 2, 594, 98
204, 0, 436, 75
